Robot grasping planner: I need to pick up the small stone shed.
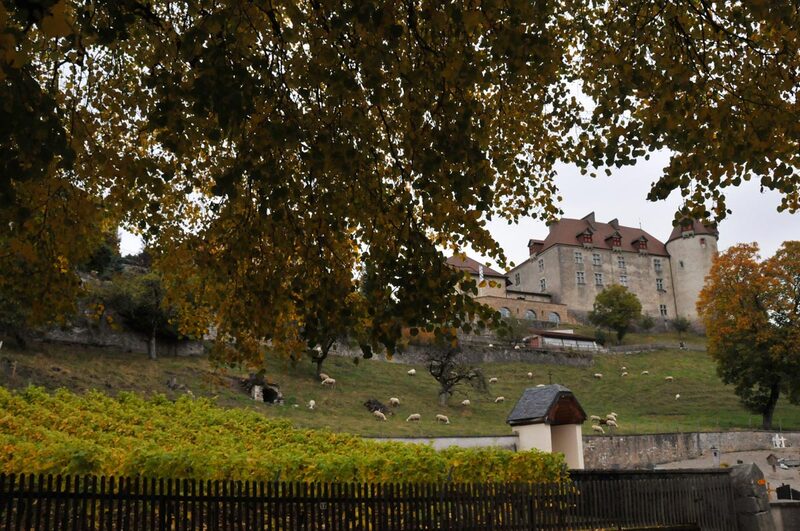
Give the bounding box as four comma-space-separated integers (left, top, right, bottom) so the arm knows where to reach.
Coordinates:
506, 384, 587, 469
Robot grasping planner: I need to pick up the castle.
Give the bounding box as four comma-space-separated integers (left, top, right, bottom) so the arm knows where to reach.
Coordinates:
507, 212, 718, 323
448, 212, 718, 326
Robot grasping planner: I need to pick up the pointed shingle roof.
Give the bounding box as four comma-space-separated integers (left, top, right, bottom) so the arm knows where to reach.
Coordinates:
506, 385, 587, 426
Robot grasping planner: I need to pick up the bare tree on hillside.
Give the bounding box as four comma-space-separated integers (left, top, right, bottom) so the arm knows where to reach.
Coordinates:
426, 346, 487, 406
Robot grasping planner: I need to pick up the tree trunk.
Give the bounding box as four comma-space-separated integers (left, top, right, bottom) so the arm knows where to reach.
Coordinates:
438, 389, 450, 406
762, 383, 781, 430
315, 356, 325, 377
148, 326, 157, 360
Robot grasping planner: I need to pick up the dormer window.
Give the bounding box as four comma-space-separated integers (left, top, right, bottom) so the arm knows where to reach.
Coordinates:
612, 236, 621, 247
638, 240, 647, 250
582, 232, 593, 244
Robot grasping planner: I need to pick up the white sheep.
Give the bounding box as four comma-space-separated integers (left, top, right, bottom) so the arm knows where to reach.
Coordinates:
461, 399, 470, 406
494, 396, 505, 403
308, 400, 316, 410
590, 415, 602, 422
606, 414, 617, 421
407, 369, 416, 376
435, 414, 450, 424
607, 419, 618, 428
321, 377, 336, 387
593, 373, 603, 379
319, 372, 330, 381
373, 410, 387, 421
514, 345, 520, 350
406, 413, 421, 422
675, 394, 681, 400
610, 412, 618, 417
527, 372, 533, 379
489, 377, 498, 384
488, 343, 494, 348
665, 376, 674, 382
389, 397, 400, 407
621, 372, 629, 377
621, 366, 627, 371
592, 425, 605, 434
641, 370, 650, 375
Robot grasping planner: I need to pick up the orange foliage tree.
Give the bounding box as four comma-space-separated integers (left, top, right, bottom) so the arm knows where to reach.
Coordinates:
697, 242, 800, 429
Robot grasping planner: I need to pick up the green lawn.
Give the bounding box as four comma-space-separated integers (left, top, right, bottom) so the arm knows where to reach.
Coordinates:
2, 340, 798, 437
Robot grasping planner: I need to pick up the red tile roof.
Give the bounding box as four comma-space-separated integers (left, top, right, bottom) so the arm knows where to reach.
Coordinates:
537, 212, 669, 256
446, 255, 506, 278
666, 220, 719, 243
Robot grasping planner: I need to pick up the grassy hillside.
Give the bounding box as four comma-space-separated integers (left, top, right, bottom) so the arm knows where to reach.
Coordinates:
2, 341, 800, 437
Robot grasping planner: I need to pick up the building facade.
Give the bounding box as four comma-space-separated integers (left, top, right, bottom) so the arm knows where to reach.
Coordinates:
446, 255, 574, 325
507, 213, 717, 323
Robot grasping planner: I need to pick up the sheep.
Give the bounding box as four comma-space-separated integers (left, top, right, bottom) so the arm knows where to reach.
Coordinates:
665, 376, 674, 382
621, 372, 629, 377
488, 343, 494, 348
610, 412, 618, 417
373, 410, 387, 421
527, 372, 533, 379
319, 372, 331, 381
590, 415, 602, 422
407, 369, 416, 376
514, 345, 521, 350
461, 399, 471, 406
621, 366, 627, 371
592, 425, 605, 434
494, 396, 505, 403
389, 397, 400, 407
489, 377, 498, 384
675, 394, 681, 400
308, 400, 316, 410
321, 377, 336, 387
406, 413, 421, 422
593, 373, 603, 379
641, 370, 649, 375
607, 419, 618, 428
606, 414, 617, 421
435, 414, 450, 424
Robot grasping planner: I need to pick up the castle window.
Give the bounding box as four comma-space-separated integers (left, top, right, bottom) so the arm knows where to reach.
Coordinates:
656, 278, 664, 291
612, 236, 621, 247
582, 232, 593, 244
576, 271, 585, 285
592, 253, 601, 266
574, 251, 583, 264
653, 258, 662, 271
638, 239, 647, 250
538, 258, 544, 272
700, 237, 707, 248
617, 256, 626, 269
659, 304, 668, 317
525, 309, 537, 321
540, 278, 547, 292
620, 275, 628, 287
499, 307, 511, 318
595, 273, 604, 286
679, 260, 685, 269
514, 273, 520, 286
548, 312, 561, 324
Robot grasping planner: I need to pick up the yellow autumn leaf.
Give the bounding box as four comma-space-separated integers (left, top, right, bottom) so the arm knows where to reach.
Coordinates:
40, 0, 72, 38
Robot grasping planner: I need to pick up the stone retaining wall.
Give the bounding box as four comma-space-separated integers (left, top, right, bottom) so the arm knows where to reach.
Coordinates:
583, 430, 800, 469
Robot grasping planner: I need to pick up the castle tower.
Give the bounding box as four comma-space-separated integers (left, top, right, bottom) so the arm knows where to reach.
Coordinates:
665, 220, 719, 323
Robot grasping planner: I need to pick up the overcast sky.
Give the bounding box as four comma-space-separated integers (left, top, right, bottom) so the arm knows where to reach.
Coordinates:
485, 151, 800, 270
120, 150, 800, 264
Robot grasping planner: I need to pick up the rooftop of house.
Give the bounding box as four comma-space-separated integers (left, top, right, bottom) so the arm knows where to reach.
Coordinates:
446, 255, 506, 278
666, 219, 719, 243
506, 384, 587, 426
525, 330, 597, 342
527, 212, 670, 257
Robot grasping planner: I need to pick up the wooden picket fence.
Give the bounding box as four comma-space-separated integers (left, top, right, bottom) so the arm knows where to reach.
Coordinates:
0, 469, 735, 530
